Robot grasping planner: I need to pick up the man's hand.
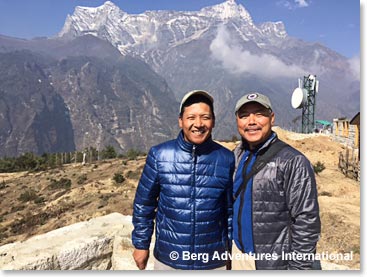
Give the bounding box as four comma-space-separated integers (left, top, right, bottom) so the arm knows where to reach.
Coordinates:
133, 249, 150, 270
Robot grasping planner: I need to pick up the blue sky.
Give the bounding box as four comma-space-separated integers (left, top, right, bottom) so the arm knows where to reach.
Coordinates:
0, 0, 361, 58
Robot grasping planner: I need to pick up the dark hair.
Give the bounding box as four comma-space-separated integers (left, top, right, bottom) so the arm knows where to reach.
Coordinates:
179, 95, 215, 118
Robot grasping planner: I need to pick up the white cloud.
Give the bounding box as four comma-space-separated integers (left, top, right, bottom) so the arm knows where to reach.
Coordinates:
348, 55, 360, 81
277, 0, 310, 9
295, 0, 309, 8
209, 25, 304, 78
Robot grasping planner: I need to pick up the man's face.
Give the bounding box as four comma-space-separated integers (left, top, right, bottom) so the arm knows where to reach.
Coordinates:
179, 102, 214, 145
236, 102, 274, 149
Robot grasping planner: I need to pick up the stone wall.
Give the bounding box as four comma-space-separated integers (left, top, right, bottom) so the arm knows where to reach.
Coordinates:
332, 118, 358, 148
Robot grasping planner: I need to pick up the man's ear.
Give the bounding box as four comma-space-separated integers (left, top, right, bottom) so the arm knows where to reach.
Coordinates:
270, 112, 275, 126
178, 116, 183, 128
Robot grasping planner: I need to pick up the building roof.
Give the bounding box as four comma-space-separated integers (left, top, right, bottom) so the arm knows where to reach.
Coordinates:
350, 112, 360, 125
316, 120, 332, 126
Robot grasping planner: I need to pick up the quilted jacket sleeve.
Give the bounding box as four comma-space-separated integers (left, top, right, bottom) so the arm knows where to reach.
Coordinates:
284, 154, 321, 269
132, 148, 160, 250
226, 157, 235, 249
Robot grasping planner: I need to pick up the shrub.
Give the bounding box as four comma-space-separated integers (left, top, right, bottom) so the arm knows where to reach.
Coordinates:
11, 205, 26, 213
34, 196, 45, 204
0, 158, 15, 173
113, 173, 125, 184
313, 161, 326, 175
18, 189, 38, 202
319, 191, 332, 197
126, 149, 142, 160
101, 145, 117, 159
10, 211, 50, 234
0, 180, 6, 190
126, 170, 141, 180
49, 178, 72, 190
77, 174, 88, 185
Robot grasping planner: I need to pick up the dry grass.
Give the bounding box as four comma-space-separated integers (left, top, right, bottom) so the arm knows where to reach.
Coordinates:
0, 128, 360, 269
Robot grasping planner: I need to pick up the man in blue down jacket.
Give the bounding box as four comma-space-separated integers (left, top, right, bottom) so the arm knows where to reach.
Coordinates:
232, 92, 321, 270
132, 90, 235, 270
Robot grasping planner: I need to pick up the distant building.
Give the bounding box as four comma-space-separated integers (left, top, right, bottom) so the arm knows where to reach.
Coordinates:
315, 120, 332, 134
334, 113, 360, 181
350, 112, 360, 160
333, 112, 360, 160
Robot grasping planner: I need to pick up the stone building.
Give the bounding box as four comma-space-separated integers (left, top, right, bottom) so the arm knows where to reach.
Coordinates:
333, 112, 360, 181
333, 113, 360, 155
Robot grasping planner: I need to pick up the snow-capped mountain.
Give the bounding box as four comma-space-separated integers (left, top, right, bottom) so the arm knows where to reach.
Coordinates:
0, 0, 359, 157
58, 0, 359, 139
59, 0, 286, 55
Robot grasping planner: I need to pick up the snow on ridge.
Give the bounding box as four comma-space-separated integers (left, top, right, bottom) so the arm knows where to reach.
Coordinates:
58, 0, 288, 55
198, 0, 252, 22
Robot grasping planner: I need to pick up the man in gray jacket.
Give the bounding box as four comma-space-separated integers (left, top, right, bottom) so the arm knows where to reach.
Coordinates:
232, 92, 321, 270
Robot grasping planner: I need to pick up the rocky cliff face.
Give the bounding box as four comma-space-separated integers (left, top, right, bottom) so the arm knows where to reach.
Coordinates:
49, 53, 178, 153
0, 36, 178, 157
0, 51, 75, 157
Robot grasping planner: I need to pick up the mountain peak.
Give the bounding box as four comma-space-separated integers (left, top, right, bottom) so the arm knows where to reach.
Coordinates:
59, 1, 126, 38
200, 0, 252, 22
73, 1, 123, 15
103, 1, 117, 7
99, 1, 121, 11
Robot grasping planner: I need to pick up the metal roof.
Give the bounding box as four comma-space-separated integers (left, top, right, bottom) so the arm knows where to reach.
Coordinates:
315, 120, 332, 126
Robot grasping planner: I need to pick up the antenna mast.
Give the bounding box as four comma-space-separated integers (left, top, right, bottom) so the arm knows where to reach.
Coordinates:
291, 74, 319, 134
302, 75, 317, 133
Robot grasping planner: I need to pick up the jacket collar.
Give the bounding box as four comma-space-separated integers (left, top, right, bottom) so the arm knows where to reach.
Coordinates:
240, 131, 277, 154
177, 130, 214, 154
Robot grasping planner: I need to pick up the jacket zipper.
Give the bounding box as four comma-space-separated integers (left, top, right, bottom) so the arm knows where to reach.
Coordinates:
251, 182, 257, 269
237, 152, 253, 253
191, 145, 196, 268
237, 190, 245, 251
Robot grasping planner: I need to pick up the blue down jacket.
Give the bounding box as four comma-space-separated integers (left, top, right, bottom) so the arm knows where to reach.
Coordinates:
132, 131, 235, 269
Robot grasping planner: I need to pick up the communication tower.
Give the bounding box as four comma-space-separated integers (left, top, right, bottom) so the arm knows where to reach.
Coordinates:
291, 75, 319, 134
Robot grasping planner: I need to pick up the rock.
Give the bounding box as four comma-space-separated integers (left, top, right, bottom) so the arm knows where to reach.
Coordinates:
1, 212, 352, 270
0, 213, 134, 270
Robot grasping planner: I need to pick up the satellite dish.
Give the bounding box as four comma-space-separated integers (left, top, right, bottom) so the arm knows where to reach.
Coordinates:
291, 88, 307, 109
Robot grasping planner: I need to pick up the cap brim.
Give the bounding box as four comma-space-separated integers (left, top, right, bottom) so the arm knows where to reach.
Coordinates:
180, 90, 213, 113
